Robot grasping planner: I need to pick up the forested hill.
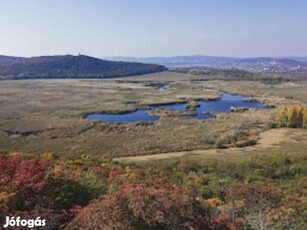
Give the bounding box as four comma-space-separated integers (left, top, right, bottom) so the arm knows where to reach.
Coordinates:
0, 55, 167, 79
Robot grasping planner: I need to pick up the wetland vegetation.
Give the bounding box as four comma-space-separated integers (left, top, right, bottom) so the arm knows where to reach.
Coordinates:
0, 72, 272, 156
86, 92, 268, 123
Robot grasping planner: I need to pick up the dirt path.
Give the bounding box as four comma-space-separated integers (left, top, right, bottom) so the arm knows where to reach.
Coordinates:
114, 128, 305, 163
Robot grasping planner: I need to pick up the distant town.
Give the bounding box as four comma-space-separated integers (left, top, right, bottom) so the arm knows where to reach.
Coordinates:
107, 56, 307, 75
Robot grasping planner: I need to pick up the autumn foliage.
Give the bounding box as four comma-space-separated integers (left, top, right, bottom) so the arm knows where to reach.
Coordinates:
0, 152, 306, 229
67, 184, 211, 230
276, 105, 307, 128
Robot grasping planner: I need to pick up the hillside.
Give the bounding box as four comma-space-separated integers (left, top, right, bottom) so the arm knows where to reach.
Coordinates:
0, 55, 167, 79
106, 55, 307, 75
105, 55, 239, 67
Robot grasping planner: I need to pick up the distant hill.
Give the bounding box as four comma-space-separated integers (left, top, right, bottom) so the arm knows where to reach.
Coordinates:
105, 55, 240, 68
106, 55, 307, 75
280, 57, 307, 64
0, 55, 167, 80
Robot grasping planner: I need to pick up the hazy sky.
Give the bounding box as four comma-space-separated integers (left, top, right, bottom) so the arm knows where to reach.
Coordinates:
1, 0, 307, 57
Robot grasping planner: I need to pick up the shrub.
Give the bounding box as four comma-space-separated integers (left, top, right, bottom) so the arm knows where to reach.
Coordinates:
77, 171, 107, 199
42, 176, 99, 210
66, 184, 211, 230
177, 159, 199, 172
235, 139, 257, 148
211, 214, 245, 230
14, 159, 48, 191
215, 135, 235, 149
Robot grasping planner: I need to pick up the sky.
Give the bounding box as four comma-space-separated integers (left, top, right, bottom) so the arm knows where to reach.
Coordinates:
0, 0, 307, 57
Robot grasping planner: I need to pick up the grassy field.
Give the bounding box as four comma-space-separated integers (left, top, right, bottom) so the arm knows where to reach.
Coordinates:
0, 71, 306, 157
114, 128, 307, 164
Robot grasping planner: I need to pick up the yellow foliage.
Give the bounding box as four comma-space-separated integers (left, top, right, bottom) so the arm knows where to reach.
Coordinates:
207, 197, 222, 208
9, 152, 23, 157
42, 152, 59, 160
276, 105, 306, 128
0, 192, 17, 203
287, 105, 304, 128
276, 108, 288, 127
218, 200, 245, 214
267, 206, 296, 223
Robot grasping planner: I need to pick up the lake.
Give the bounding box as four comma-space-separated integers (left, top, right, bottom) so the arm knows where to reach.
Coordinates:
86, 93, 268, 123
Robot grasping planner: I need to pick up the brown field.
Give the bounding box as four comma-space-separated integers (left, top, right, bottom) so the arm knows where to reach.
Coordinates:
114, 128, 307, 164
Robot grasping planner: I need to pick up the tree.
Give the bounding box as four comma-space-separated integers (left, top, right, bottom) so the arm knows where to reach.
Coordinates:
287, 105, 304, 128
226, 183, 280, 230
276, 108, 288, 127
211, 214, 244, 230
276, 105, 306, 128
303, 108, 307, 128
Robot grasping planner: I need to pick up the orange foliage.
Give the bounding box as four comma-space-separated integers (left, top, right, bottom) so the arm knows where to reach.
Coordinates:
67, 184, 211, 230
211, 214, 245, 230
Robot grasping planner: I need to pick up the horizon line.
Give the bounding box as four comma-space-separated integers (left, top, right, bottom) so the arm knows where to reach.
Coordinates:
1, 53, 307, 59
